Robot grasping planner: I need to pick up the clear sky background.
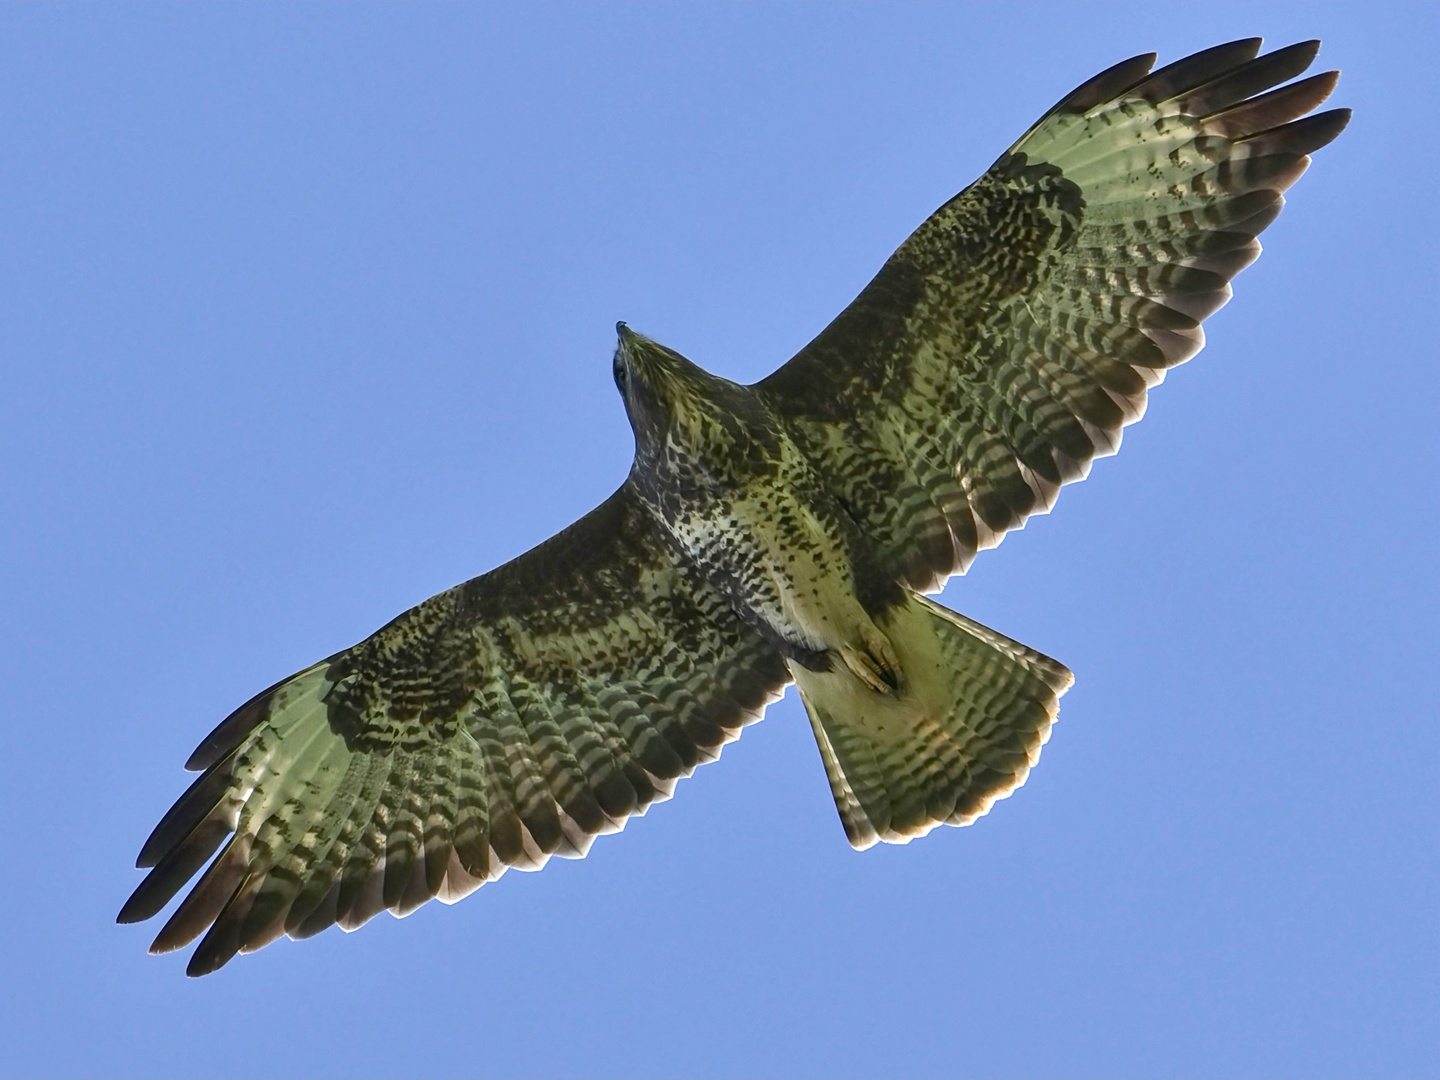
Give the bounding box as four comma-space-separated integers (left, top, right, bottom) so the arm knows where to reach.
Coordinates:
1, 4, 1435, 1078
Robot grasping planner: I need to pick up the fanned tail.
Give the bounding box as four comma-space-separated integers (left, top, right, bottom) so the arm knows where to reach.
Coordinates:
792, 593, 1072, 849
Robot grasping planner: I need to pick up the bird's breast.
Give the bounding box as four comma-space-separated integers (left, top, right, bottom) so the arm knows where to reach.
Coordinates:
637, 424, 872, 666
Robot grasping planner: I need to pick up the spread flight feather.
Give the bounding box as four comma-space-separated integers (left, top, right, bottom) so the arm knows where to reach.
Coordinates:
121, 39, 1349, 975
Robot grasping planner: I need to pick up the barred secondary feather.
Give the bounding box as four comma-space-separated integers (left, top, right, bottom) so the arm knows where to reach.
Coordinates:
121, 39, 1348, 976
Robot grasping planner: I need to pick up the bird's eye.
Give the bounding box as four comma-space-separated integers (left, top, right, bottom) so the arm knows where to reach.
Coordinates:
613, 354, 629, 392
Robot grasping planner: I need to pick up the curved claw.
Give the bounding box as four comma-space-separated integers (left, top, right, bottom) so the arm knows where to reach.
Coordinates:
839, 626, 904, 696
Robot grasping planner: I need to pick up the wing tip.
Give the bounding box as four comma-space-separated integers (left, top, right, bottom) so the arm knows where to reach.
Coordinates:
1052, 51, 1157, 115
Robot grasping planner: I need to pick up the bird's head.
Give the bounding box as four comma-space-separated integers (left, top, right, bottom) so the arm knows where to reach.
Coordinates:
611, 322, 714, 449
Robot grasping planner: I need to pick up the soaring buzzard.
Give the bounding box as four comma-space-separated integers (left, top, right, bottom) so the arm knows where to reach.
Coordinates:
121, 39, 1348, 975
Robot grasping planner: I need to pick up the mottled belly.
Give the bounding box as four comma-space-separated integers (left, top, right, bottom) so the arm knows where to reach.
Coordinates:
666, 486, 862, 663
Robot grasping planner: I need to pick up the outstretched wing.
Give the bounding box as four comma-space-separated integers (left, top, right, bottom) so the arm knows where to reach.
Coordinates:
757, 39, 1349, 592
120, 486, 789, 975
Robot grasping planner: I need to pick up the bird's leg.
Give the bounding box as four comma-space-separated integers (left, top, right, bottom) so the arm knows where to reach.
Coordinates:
838, 623, 904, 696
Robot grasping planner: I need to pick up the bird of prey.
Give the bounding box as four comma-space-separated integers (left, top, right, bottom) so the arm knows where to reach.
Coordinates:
121, 39, 1348, 975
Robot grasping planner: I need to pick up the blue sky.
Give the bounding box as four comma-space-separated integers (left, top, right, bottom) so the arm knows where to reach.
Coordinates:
1, 4, 1435, 1077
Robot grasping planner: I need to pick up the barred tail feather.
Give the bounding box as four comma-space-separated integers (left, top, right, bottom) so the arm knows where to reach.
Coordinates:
792, 593, 1072, 849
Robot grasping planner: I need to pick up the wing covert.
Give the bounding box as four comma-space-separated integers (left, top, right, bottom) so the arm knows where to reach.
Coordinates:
120, 486, 789, 975
757, 39, 1349, 592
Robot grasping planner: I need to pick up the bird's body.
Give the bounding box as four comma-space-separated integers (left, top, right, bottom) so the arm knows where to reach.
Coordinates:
621, 330, 899, 684
121, 39, 1349, 975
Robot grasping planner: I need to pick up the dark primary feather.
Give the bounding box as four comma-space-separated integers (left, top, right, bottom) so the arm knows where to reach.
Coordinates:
757, 39, 1348, 593
1047, 52, 1158, 116
1129, 38, 1264, 102
121, 488, 788, 975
